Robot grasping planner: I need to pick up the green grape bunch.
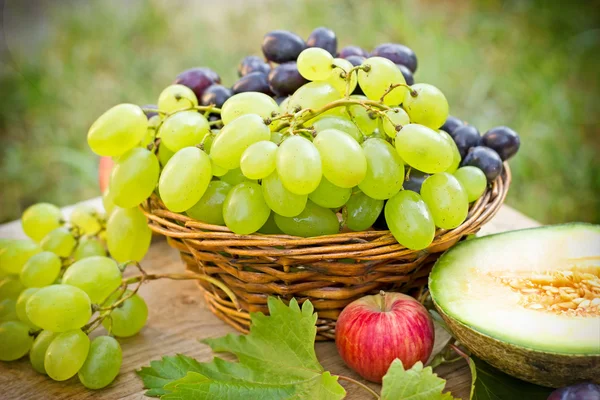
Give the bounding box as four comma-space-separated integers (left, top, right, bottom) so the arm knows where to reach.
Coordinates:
85, 27, 520, 249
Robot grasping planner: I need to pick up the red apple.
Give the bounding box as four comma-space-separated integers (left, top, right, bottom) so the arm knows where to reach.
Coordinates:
99, 156, 114, 193
335, 291, 435, 383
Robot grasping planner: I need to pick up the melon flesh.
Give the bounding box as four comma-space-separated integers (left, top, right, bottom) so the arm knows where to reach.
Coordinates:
430, 223, 600, 355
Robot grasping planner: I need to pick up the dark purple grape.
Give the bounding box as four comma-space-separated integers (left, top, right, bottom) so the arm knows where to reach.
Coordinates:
461, 146, 503, 182
372, 202, 388, 230
268, 62, 308, 97
548, 382, 600, 400
481, 126, 521, 161
174, 67, 221, 100
200, 84, 232, 108
441, 116, 464, 137
453, 125, 481, 158
238, 55, 271, 77
345, 55, 366, 67
339, 45, 369, 58
403, 169, 430, 193
371, 43, 418, 73
232, 72, 273, 95
262, 30, 306, 63
141, 104, 158, 119
397, 64, 414, 85
306, 27, 337, 56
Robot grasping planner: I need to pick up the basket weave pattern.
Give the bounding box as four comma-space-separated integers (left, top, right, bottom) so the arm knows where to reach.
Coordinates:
142, 165, 511, 340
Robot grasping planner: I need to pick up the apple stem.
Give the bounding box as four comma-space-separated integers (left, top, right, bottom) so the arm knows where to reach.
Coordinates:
336, 375, 381, 399
375, 290, 387, 312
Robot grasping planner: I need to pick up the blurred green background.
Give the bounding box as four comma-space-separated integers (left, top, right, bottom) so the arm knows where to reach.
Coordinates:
1, 0, 599, 224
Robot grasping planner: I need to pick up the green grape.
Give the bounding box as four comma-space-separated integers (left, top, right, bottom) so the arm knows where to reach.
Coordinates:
308, 177, 352, 208
221, 92, 279, 125
402, 83, 449, 130
106, 207, 151, 262
314, 129, 367, 188
312, 115, 363, 143
0, 298, 17, 322
454, 166, 487, 203
87, 104, 148, 157
110, 147, 160, 209
440, 130, 461, 173
222, 182, 271, 235
276, 135, 322, 195
220, 168, 253, 185
240, 140, 278, 179
157, 143, 175, 167
158, 111, 210, 152
157, 84, 198, 114
102, 291, 148, 337
420, 173, 469, 229
395, 124, 453, 173
0, 239, 42, 274
344, 95, 378, 135
73, 237, 107, 261
287, 82, 342, 123
345, 192, 384, 231
258, 212, 283, 234
211, 158, 228, 177
357, 57, 407, 106
102, 187, 116, 216
62, 256, 122, 304
385, 191, 435, 250
359, 138, 405, 200
16, 288, 39, 328
274, 200, 339, 237
20, 251, 61, 288
159, 147, 212, 212
140, 115, 159, 147
45, 329, 90, 381
186, 181, 232, 225
21, 203, 63, 242
78, 336, 122, 389
270, 131, 285, 145
0, 276, 25, 300
41, 227, 77, 258
70, 204, 102, 235
0, 321, 33, 361
297, 47, 334, 81
278, 97, 291, 113
325, 58, 357, 95
30, 330, 58, 374
262, 172, 308, 217
26, 284, 91, 332
382, 107, 410, 138
203, 130, 217, 153
210, 114, 270, 170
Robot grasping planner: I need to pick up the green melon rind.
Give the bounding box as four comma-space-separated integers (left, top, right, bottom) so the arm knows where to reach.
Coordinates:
434, 302, 600, 388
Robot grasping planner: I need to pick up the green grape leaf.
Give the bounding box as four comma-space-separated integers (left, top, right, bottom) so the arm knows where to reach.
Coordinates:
381, 359, 458, 400
137, 297, 346, 400
470, 356, 553, 400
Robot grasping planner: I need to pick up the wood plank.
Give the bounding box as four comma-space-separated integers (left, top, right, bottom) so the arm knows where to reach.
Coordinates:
0, 200, 540, 399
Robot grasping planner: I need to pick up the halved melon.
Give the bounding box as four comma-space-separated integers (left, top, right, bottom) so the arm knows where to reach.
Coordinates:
430, 223, 600, 387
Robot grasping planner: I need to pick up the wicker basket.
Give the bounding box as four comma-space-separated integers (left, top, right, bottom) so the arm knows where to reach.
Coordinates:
142, 164, 511, 340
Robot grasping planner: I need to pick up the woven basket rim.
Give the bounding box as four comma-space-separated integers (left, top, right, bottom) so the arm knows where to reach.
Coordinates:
141, 163, 511, 250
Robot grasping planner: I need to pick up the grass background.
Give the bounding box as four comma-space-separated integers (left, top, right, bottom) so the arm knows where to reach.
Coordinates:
0, 0, 599, 224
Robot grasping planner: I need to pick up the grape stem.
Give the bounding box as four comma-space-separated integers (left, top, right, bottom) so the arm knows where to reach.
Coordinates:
336, 375, 380, 399
380, 83, 418, 102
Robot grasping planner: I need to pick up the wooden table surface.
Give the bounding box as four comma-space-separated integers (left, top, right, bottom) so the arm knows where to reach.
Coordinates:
0, 199, 540, 400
